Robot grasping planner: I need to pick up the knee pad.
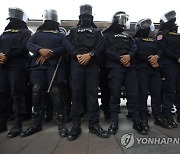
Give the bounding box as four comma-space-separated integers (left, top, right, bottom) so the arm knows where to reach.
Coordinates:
32, 84, 43, 93
51, 86, 61, 95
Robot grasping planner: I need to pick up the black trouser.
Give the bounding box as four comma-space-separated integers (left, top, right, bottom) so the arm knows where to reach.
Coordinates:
42, 94, 54, 118
99, 66, 110, 115
108, 67, 140, 122
137, 69, 162, 119
162, 65, 180, 119
70, 64, 100, 127
25, 72, 33, 117
31, 67, 65, 125
0, 67, 26, 125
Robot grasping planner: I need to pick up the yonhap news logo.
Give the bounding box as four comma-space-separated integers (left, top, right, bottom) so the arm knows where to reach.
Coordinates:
121, 133, 135, 149
121, 133, 180, 149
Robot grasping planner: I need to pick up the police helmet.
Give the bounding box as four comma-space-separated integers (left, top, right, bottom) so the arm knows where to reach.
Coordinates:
135, 18, 155, 33
7, 7, 28, 23
113, 11, 130, 29
43, 9, 60, 24
160, 10, 176, 23
80, 4, 92, 15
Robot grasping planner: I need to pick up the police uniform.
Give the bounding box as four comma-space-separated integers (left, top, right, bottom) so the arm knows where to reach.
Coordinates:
99, 58, 111, 119
20, 9, 69, 138
104, 11, 147, 135
134, 35, 169, 130
135, 37, 162, 119
156, 10, 179, 128
66, 4, 109, 141
0, 8, 31, 138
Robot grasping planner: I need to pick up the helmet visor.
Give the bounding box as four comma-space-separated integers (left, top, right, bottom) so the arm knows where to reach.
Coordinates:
138, 19, 155, 31
161, 10, 176, 23
115, 14, 130, 29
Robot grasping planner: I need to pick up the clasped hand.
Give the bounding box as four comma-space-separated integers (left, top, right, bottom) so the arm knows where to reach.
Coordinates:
76, 53, 91, 65
36, 48, 53, 65
120, 54, 131, 67
0, 53, 7, 64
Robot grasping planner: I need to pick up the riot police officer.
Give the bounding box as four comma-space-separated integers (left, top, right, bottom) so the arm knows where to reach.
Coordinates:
156, 10, 180, 127
103, 11, 147, 135
66, 4, 109, 141
0, 7, 32, 138
20, 9, 69, 138
134, 18, 171, 131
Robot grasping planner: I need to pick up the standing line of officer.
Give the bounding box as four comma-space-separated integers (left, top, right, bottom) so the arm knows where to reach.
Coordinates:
1, 5, 180, 140
0, 8, 32, 138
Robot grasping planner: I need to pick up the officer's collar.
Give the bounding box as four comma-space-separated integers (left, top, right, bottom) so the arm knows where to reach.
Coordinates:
39, 30, 59, 34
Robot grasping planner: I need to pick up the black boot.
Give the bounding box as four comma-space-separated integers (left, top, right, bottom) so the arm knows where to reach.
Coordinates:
141, 119, 150, 131
0, 119, 7, 133
108, 122, 118, 135
21, 112, 42, 137
133, 120, 148, 135
168, 119, 178, 128
57, 115, 68, 138
20, 124, 42, 137
67, 124, 81, 141
89, 124, 110, 138
154, 117, 173, 129
7, 124, 22, 138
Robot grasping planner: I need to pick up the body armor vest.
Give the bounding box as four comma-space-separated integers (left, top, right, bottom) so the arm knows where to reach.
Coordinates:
108, 32, 131, 55
74, 27, 96, 50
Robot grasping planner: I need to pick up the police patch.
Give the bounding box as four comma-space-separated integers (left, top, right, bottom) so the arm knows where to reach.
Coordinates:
157, 35, 163, 40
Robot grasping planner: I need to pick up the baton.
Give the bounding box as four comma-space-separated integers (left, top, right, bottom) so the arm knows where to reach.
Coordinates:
47, 57, 62, 93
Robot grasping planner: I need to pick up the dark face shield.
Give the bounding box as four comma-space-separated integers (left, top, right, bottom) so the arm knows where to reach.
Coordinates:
79, 14, 93, 27
161, 10, 176, 23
